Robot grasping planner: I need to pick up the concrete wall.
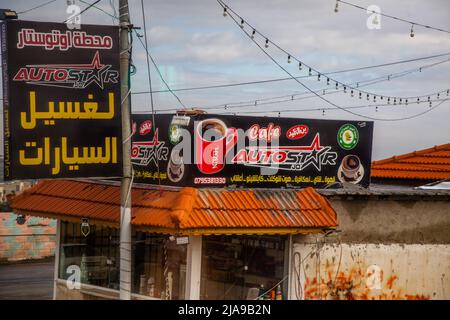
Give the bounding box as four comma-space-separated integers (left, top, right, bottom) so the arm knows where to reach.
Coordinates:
329, 198, 450, 244
290, 242, 450, 300
0, 212, 56, 262
291, 197, 450, 300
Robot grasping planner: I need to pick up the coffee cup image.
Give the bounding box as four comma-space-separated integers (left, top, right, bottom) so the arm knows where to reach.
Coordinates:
195, 118, 238, 175
167, 149, 184, 183
337, 154, 364, 184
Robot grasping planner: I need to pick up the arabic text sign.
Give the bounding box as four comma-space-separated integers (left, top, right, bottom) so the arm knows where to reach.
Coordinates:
1, 20, 122, 180
131, 114, 373, 188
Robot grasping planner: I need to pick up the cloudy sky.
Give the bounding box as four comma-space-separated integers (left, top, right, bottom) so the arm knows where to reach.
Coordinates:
1, 0, 450, 160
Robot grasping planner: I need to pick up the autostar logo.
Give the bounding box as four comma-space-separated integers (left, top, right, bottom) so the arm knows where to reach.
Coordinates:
131, 129, 169, 166
232, 133, 337, 172
12, 51, 118, 89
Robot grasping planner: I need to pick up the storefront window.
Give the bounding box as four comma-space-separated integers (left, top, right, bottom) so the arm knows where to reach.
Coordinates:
59, 221, 120, 290
58, 222, 187, 299
132, 232, 187, 299
201, 235, 287, 300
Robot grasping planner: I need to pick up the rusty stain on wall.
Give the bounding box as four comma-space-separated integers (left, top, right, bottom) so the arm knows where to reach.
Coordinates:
303, 261, 430, 300
292, 242, 449, 300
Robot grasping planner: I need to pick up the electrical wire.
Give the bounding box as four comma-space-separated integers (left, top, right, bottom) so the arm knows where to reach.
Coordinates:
218, 0, 450, 103
223, 99, 450, 122
62, 0, 102, 24
17, 0, 58, 14
337, 0, 450, 35
143, 57, 450, 113
140, 0, 161, 185
133, 30, 187, 109
71, 0, 450, 108
217, 0, 450, 121
131, 52, 450, 94
79, 0, 116, 19
73, 0, 186, 109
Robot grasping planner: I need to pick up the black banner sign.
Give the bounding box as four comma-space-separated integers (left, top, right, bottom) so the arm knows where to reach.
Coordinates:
1, 20, 122, 180
131, 114, 373, 188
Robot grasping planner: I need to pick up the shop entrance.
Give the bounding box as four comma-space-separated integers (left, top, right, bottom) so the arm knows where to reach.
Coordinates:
201, 235, 288, 300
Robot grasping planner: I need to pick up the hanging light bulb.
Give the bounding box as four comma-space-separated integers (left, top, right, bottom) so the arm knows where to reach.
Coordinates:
317, 74, 321, 81
419, 67, 422, 72
278, 111, 281, 117
322, 109, 326, 116
427, 96, 431, 101
287, 55, 291, 63
326, 78, 330, 85
224, 104, 228, 110
255, 100, 257, 106
410, 24, 415, 38
447, 89, 449, 96
380, 96, 384, 100
356, 82, 360, 88
265, 38, 269, 48
223, 7, 228, 17
394, 98, 397, 105
399, 98, 402, 105
366, 93, 369, 101
240, 18, 245, 29
437, 93, 440, 99
373, 96, 376, 102
375, 106, 378, 112
335, 82, 338, 90
251, 29, 256, 39
343, 86, 347, 93
387, 97, 391, 104
298, 62, 302, 70
429, 101, 432, 108
405, 99, 408, 105
359, 92, 362, 99
291, 95, 294, 100
334, 0, 339, 13
417, 97, 420, 104
351, 90, 354, 97
308, 68, 312, 76
323, 89, 326, 95
387, 75, 391, 81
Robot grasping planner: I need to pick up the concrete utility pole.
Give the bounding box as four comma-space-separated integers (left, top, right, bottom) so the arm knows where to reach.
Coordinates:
119, 0, 132, 300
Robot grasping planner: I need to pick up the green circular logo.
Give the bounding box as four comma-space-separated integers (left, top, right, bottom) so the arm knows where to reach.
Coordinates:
337, 124, 359, 150
169, 124, 182, 144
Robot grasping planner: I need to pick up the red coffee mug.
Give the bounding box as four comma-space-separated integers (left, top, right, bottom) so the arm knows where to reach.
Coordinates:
195, 119, 237, 174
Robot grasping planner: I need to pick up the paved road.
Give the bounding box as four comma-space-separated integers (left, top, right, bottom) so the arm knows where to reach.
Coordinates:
0, 259, 54, 300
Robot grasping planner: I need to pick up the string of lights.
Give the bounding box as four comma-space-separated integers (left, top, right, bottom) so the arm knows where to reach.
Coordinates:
217, 0, 449, 121
335, 0, 450, 35
218, 0, 450, 105
135, 98, 449, 122
220, 98, 449, 117
76, 0, 450, 102
154, 60, 450, 112
132, 52, 450, 95
243, 99, 449, 122
153, 56, 450, 113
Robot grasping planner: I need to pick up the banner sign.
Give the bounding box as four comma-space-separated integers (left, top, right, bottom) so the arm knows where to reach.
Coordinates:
1, 20, 122, 180
131, 114, 373, 188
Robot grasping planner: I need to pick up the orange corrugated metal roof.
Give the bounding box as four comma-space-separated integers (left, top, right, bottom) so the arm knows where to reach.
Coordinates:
371, 143, 450, 181
11, 180, 337, 234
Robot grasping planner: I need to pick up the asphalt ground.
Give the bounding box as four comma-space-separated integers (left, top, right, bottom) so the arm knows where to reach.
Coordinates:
0, 259, 54, 300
